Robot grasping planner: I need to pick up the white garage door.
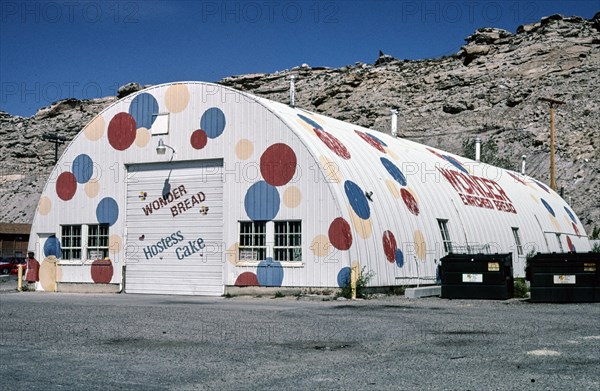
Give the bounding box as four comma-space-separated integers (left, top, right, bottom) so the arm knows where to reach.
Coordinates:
125, 160, 224, 296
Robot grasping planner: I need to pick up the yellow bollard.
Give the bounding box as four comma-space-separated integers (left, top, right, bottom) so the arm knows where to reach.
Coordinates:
351, 265, 358, 300
17, 264, 23, 292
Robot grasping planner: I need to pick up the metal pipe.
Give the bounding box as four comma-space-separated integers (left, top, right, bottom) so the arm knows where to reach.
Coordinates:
475, 136, 481, 162
289, 75, 295, 108
390, 109, 398, 137
521, 155, 527, 175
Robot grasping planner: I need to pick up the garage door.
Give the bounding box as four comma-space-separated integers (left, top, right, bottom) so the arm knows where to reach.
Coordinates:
125, 160, 224, 295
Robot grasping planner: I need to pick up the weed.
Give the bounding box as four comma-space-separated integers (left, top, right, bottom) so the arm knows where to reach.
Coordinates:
514, 278, 529, 298
274, 291, 284, 298
337, 266, 375, 299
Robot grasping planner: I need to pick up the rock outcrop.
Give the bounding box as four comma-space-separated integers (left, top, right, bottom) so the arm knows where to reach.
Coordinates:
1, 14, 599, 234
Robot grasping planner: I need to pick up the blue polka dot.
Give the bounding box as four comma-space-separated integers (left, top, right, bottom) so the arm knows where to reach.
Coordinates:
257, 258, 284, 287
344, 180, 370, 219
96, 197, 119, 226
443, 155, 469, 175
337, 267, 351, 287
367, 133, 387, 147
535, 180, 550, 193
564, 207, 576, 224
44, 235, 62, 259
297, 114, 323, 130
128, 93, 159, 129
72, 154, 93, 184
381, 157, 407, 186
541, 198, 555, 217
200, 107, 226, 139
244, 181, 280, 221
395, 249, 404, 267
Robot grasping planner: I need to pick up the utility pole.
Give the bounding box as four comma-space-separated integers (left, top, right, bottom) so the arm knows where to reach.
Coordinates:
539, 97, 565, 191
42, 133, 67, 164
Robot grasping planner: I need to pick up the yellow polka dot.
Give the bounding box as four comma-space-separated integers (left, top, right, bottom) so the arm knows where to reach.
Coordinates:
84, 179, 100, 198
135, 127, 151, 147
550, 216, 561, 232
530, 194, 539, 204
39, 257, 61, 292
310, 235, 331, 257
235, 139, 254, 160
109, 235, 123, 254
38, 196, 52, 215
413, 230, 427, 261
319, 155, 343, 183
384, 147, 400, 160
226, 242, 239, 265
386, 179, 400, 199
164, 84, 190, 113
348, 206, 372, 239
283, 186, 302, 208
84, 115, 105, 141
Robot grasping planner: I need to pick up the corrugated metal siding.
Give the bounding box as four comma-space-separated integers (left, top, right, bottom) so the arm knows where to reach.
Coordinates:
28, 81, 591, 293
125, 160, 224, 295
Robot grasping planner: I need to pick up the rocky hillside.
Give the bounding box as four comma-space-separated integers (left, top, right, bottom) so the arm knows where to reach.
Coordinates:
1, 14, 599, 234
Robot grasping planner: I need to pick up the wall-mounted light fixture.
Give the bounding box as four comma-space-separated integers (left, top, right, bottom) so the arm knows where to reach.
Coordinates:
156, 138, 176, 155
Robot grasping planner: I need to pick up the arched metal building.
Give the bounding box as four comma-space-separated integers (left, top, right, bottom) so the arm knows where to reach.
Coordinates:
28, 82, 591, 295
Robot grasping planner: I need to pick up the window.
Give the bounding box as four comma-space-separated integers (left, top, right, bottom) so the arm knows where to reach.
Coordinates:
61, 225, 82, 260
274, 221, 302, 262
239, 221, 267, 261
556, 233, 564, 252
87, 224, 109, 259
437, 219, 453, 254
512, 227, 523, 256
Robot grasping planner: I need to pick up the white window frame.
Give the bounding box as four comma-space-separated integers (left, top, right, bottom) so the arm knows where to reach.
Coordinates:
60, 225, 82, 261
437, 219, 453, 254
59, 224, 110, 264
273, 220, 302, 262
87, 224, 110, 260
237, 220, 304, 267
556, 233, 564, 252
238, 221, 267, 263
512, 227, 524, 256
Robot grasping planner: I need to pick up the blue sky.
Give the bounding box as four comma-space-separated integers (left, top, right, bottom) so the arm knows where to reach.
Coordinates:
1, 0, 598, 116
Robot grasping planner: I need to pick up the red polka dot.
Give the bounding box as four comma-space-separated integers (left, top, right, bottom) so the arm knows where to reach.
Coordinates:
191, 129, 208, 149
235, 272, 259, 286
107, 112, 137, 151
328, 217, 353, 250
356, 130, 385, 153
91, 259, 113, 283
314, 128, 351, 159
260, 143, 297, 186
566, 236, 575, 252
427, 148, 444, 159
56, 172, 77, 201
401, 188, 420, 216
382, 231, 397, 263
572, 223, 580, 236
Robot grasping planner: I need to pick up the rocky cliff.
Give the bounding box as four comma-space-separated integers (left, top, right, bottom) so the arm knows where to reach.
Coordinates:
1, 14, 599, 234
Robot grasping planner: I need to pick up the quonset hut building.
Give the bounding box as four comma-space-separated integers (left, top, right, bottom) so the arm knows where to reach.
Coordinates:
28, 82, 591, 295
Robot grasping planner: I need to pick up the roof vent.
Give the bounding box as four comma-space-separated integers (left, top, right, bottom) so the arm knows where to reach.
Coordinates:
521, 155, 527, 175
390, 109, 398, 137
475, 136, 481, 162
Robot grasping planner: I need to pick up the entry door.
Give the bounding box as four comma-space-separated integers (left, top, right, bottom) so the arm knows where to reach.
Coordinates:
125, 160, 224, 296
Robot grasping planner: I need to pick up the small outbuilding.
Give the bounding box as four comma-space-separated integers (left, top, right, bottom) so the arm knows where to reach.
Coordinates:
28, 82, 591, 294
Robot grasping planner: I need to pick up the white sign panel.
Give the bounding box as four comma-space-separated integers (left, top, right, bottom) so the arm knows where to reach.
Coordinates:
553, 275, 576, 285
462, 273, 483, 283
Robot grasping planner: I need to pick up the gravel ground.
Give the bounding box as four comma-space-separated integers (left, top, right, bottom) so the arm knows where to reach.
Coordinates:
1, 291, 599, 390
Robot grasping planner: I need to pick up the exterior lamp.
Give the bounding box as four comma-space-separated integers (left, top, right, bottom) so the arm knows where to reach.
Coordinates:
156, 139, 176, 155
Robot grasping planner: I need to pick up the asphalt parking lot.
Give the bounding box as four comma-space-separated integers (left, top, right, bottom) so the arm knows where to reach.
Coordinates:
1, 287, 599, 390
